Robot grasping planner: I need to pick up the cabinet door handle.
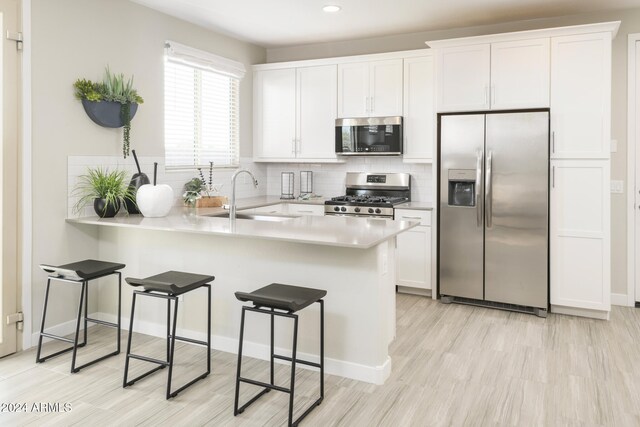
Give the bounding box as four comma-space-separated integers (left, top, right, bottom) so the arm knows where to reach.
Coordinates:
291, 139, 296, 155
552, 165, 555, 188
371, 96, 375, 112
296, 138, 301, 155
401, 216, 423, 220
552, 131, 555, 154
297, 210, 314, 213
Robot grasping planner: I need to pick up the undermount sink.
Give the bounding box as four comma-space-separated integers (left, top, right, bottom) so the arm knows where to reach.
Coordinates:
208, 212, 298, 222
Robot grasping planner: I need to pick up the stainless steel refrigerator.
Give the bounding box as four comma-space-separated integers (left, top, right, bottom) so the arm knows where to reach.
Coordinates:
438, 111, 549, 316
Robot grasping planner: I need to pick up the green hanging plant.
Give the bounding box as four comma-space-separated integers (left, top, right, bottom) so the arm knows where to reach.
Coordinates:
73, 66, 144, 158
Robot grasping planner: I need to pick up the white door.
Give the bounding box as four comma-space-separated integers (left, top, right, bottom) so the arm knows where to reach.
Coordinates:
550, 33, 611, 159
254, 68, 296, 159
337, 62, 369, 118
437, 44, 490, 112
0, 0, 19, 358
491, 38, 550, 109
634, 40, 640, 303
403, 55, 435, 161
296, 65, 337, 159
369, 59, 403, 117
550, 160, 610, 311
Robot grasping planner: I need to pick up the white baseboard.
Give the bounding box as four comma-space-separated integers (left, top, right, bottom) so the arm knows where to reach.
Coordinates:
611, 293, 633, 307
69, 312, 390, 385
397, 286, 431, 297
551, 305, 610, 320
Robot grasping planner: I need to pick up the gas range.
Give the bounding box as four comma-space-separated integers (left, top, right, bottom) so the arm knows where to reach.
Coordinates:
324, 173, 411, 218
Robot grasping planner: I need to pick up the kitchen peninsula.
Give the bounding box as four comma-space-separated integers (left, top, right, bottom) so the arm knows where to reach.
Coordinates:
67, 200, 419, 385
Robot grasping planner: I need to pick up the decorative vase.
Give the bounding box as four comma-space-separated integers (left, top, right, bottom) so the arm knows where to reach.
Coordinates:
125, 173, 150, 214
136, 184, 174, 218
81, 99, 138, 128
93, 198, 120, 218
195, 196, 228, 208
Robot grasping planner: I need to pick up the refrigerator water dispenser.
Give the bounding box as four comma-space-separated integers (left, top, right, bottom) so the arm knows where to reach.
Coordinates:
448, 169, 476, 207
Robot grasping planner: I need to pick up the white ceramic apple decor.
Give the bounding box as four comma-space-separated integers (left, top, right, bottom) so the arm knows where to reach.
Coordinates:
136, 162, 174, 218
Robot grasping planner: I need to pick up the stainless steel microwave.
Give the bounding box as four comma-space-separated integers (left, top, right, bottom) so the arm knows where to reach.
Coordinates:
335, 116, 403, 156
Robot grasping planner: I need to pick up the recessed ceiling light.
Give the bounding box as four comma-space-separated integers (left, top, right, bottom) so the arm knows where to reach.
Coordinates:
322, 5, 341, 13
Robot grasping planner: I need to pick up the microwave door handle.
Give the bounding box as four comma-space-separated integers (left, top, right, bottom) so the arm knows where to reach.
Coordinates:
476, 150, 483, 227
485, 150, 493, 228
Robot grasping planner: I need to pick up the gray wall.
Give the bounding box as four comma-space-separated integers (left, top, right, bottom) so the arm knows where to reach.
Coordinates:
30, 0, 265, 332
268, 8, 640, 298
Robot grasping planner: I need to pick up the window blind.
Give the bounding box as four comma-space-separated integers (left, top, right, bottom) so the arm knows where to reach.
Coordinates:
164, 41, 243, 169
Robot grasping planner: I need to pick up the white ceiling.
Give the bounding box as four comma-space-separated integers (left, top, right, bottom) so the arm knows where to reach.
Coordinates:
131, 0, 637, 48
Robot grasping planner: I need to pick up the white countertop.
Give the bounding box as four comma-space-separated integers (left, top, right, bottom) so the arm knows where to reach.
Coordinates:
395, 201, 433, 210
67, 197, 419, 249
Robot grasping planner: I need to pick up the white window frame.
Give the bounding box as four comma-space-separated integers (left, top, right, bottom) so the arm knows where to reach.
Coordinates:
164, 40, 245, 170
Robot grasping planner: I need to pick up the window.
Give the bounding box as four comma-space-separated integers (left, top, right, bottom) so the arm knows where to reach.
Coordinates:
164, 41, 245, 169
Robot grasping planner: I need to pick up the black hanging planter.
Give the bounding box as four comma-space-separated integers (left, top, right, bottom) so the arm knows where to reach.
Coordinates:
81, 99, 138, 128
93, 198, 121, 218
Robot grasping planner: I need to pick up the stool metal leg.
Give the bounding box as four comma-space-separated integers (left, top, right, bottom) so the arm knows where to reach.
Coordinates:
83, 283, 89, 345
270, 308, 275, 386
320, 299, 324, 400
288, 314, 299, 427
70, 281, 88, 373
166, 296, 179, 399
117, 272, 122, 354
207, 284, 212, 374
123, 292, 137, 388
36, 279, 52, 363
234, 306, 247, 416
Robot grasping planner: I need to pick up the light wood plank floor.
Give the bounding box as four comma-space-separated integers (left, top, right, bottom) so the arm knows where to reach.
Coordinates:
2, 294, 640, 426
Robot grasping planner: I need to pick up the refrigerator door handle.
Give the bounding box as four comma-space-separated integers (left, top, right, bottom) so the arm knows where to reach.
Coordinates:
476, 150, 483, 227
485, 150, 493, 228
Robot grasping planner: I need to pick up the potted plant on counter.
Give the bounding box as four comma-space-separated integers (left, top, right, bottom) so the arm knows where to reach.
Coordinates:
72, 167, 135, 218
73, 66, 144, 158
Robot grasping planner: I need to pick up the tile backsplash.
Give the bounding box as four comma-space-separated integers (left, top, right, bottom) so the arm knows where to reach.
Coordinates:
67, 156, 432, 217
266, 157, 432, 201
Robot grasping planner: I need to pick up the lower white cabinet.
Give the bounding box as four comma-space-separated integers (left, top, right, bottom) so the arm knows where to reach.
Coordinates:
550, 160, 610, 312
395, 209, 432, 291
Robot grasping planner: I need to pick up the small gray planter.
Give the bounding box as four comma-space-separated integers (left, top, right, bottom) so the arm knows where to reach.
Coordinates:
81, 99, 138, 128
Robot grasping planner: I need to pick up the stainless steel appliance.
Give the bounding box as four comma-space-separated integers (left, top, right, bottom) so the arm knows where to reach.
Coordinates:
335, 117, 403, 156
439, 110, 549, 317
325, 172, 410, 218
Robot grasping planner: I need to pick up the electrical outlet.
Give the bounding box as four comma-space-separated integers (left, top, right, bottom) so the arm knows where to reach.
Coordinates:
610, 180, 624, 194
611, 139, 618, 153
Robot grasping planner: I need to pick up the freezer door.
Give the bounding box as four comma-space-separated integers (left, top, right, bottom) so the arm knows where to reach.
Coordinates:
439, 114, 485, 299
484, 112, 549, 308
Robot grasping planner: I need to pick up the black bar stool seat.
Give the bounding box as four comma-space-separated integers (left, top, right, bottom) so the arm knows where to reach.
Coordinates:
36, 259, 124, 373
234, 283, 326, 427
123, 270, 214, 400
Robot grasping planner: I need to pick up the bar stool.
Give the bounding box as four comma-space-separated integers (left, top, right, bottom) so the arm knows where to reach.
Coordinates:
36, 259, 125, 373
233, 283, 326, 427
123, 271, 214, 399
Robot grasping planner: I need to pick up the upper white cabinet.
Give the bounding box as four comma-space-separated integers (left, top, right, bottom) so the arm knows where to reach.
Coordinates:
490, 38, 550, 109
338, 59, 403, 118
254, 65, 338, 161
296, 65, 338, 159
254, 68, 296, 159
550, 33, 611, 159
437, 44, 491, 112
403, 55, 435, 162
437, 39, 550, 112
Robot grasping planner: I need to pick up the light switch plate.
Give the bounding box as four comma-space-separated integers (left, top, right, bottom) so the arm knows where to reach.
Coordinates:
611, 180, 624, 193
611, 139, 618, 153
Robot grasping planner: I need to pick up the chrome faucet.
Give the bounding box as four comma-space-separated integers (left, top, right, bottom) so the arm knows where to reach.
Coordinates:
229, 169, 258, 222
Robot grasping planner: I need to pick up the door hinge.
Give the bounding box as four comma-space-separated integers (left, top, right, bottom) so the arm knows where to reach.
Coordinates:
6, 312, 24, 331
6, 31, 23, 51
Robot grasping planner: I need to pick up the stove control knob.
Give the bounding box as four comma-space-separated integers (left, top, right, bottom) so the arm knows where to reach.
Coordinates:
340, 207, 347, 212
354, 207, 361, 213
375, 208, 382, 214
368, 208, 374, 214
333, 206, 340, 212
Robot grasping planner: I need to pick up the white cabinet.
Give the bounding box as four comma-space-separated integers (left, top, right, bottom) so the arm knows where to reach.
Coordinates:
254, 65, 338, 162
550, 160, 610, 311
403, 55, 435, 162
491, 38, 550, 109
437, 39, 550, 112
338, 59, 402, 118
395, 209, 432, 291
550, 33, 611, 159
254, 68, 296, 159
437, 44, 491, 112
